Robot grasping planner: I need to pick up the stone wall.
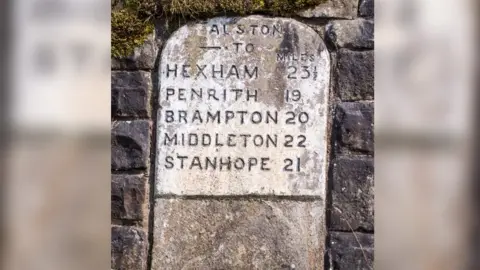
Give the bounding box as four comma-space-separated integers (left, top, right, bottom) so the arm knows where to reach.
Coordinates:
111, 0, 374, 269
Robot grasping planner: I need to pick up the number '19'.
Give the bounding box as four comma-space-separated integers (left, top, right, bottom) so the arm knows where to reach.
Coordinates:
285, 89, 301, 102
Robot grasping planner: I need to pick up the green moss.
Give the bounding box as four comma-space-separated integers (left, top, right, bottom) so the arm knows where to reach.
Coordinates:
162, 0, 267, 16
160, 0, 325, 16
267, 0, 324, 15
112, 0, 327, 57
111, 0, 156, 58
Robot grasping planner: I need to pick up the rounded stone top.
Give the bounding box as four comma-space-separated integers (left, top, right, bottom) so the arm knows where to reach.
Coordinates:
163, 16, 327, 61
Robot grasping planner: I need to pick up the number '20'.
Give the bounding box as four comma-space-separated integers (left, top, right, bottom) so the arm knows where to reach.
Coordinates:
285, 112, 309, 125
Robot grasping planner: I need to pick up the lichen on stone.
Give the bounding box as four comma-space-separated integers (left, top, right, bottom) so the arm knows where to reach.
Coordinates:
111, 0, 328, 57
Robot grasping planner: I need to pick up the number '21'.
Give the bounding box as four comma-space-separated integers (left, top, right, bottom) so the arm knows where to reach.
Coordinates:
283, 158, 301, 172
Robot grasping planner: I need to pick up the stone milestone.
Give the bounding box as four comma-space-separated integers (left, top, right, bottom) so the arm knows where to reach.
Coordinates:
156, 16, 330, 196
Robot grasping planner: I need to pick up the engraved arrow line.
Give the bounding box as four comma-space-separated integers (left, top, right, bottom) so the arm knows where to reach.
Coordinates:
199, 46, 221, 50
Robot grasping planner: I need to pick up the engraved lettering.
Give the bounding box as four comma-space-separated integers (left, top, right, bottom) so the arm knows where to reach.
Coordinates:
158, 17, 329, 195
165, 64, 177, 78
210, 24, 219, 35
164, 133, 177, 145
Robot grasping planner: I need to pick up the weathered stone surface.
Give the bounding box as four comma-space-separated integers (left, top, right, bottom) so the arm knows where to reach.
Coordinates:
335, 102, 374, 153
298, 0, 358, 19
112, 120, 150, 170
330, 232, 374, 270
335, 49, 374, 101
152, 199, 325, 269
359, 0, 374, 17
111, 174, 146, 221
111, 226, 148, 270
331, 156, 374, 231
326, 19, 374, 49
156, 16, 330, 196
112, 71, 151, 118
112, 34, 158, 70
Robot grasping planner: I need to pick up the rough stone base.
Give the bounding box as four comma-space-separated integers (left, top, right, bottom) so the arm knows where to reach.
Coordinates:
152, 199, 326, 270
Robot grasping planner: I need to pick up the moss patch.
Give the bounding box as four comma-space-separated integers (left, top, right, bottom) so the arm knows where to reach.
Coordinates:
161, 0, 327, 16
112, 0, 156, 58
112, 0, 327, 57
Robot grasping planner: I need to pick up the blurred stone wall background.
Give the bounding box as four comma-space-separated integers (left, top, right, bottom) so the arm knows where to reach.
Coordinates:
375, 0, 475, 269
5, 1, 111, 270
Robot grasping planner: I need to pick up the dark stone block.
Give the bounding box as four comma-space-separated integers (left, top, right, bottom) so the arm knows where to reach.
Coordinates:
359, 0, 374, 17
297, 0, 358, 19
335, 102, 374, 153
111, 35, 158, 70
111, 120, 150, 171
111, 174, 146, 221
330, 232, 374, 270
335, 49, 374, 101
112, 71, 151, 118
326, 19, 373, 49
111, 226, 148, 270
331, 156, 374, 231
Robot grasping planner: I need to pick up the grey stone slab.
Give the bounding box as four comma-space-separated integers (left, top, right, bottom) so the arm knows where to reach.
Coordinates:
112, 120, 151, 170
331, 156, 374, 231
111, 174, 146, 221
111, 226, 148, 270
335, 49, 374, 101
111, 71, 151, 118
297, 0, 358, 19
335, 102, 374, 153
329, 232, 374, 270
156, 16, 330, 196
326, 19, 374, 49
152, 199, 326, 270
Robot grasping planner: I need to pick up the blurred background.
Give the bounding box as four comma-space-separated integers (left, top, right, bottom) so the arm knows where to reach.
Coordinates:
376, 0, 478, 269
3, 0, 111, 270
1, 0, 478, 269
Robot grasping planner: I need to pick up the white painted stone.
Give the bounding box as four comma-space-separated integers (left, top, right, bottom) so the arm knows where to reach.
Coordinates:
156, 16, 330, 196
